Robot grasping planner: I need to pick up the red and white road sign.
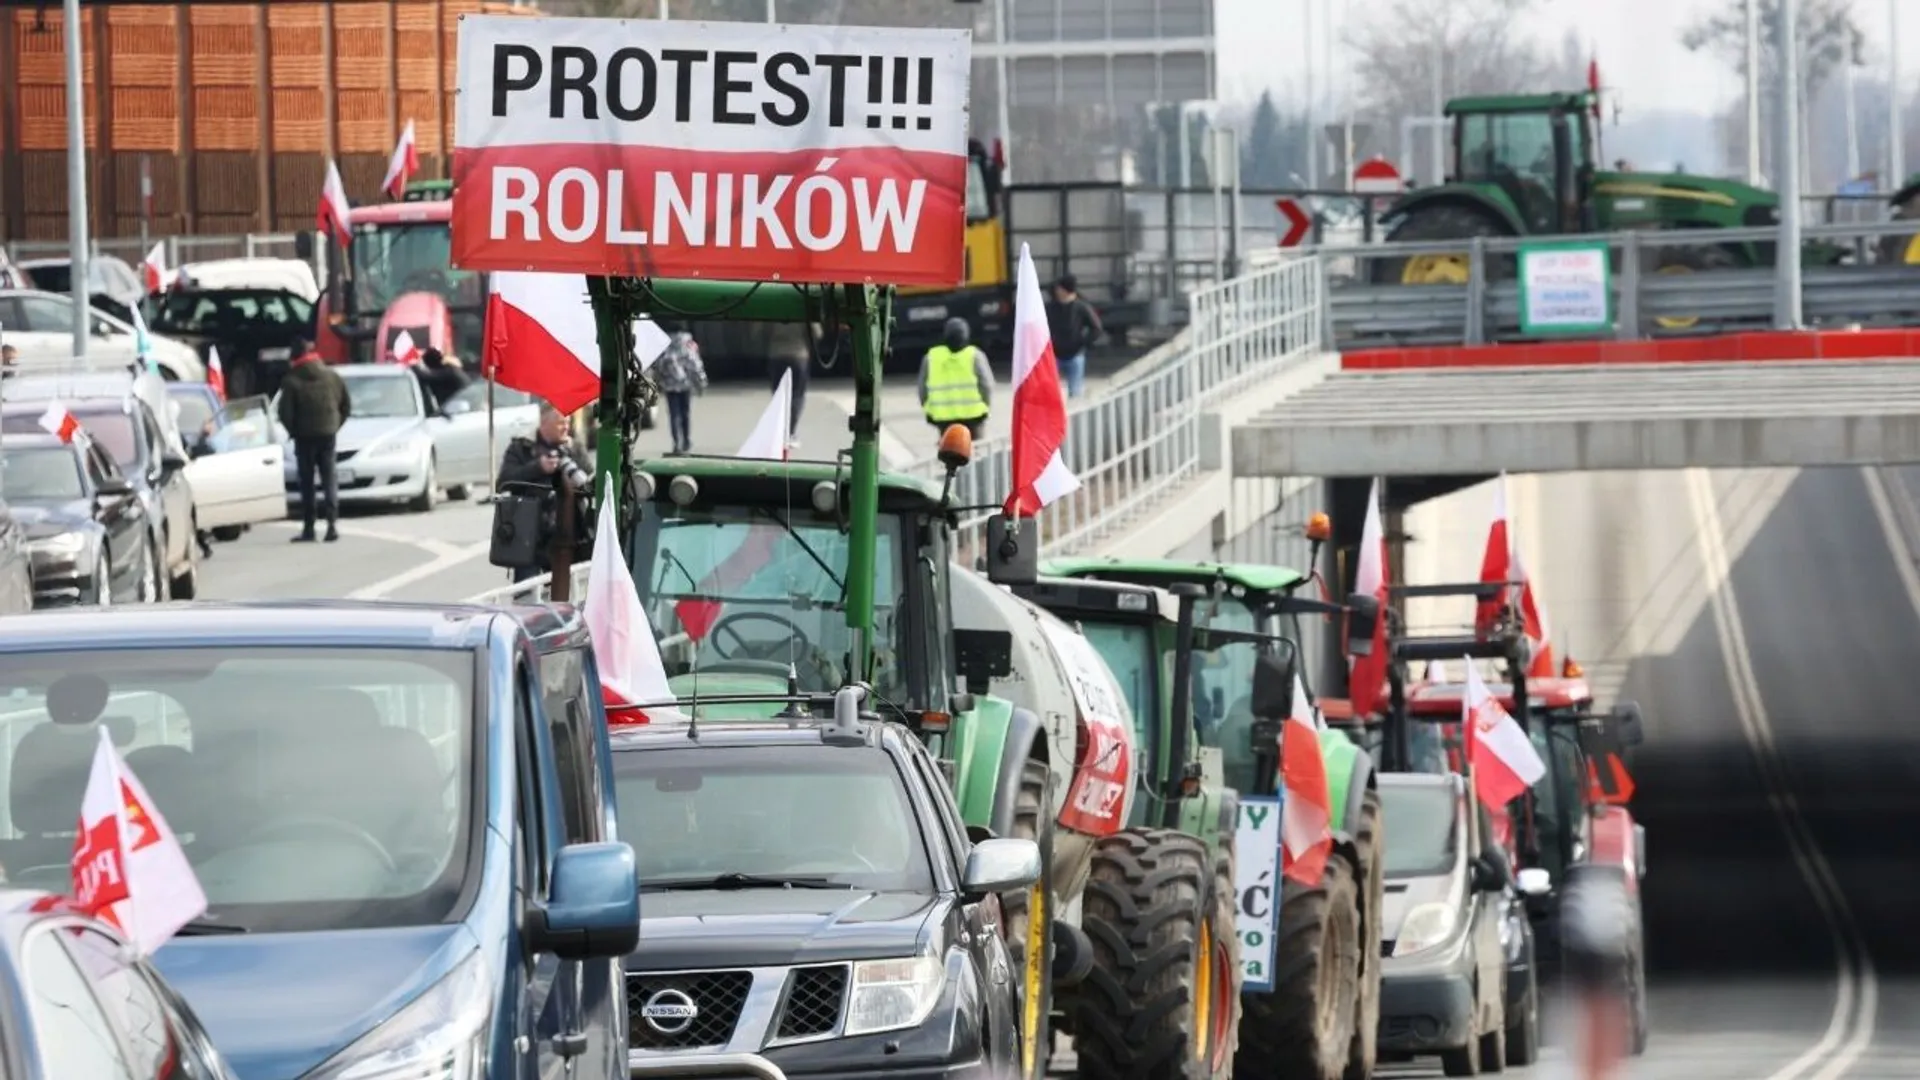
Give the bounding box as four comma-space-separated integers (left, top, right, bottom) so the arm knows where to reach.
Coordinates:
1353, 157, 1403, 195
451, 16, 972, 287
1276, 197, 1312, 248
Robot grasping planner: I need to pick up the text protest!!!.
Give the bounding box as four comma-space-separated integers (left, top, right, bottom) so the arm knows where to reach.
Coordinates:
452, 16, 972, 285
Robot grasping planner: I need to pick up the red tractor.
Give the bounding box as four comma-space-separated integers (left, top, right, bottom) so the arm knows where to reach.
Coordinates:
313, 182, 486, 367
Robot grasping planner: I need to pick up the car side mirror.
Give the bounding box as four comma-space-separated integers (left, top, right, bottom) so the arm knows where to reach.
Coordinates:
1344, 592, 1381, 656
95, 477, 134, 498
160, 450, 189, 473
1475, 846, 1513, 893
1250, 650, 1297, 719
1515, 867, 1552, 897
529, 842, 640, 960
961, 837, 1042, 896
1610, 700, 1646, 746
92, 318, 114, 338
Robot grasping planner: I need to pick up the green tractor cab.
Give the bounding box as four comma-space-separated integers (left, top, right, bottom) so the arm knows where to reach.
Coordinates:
1038, 554, 1388, 1080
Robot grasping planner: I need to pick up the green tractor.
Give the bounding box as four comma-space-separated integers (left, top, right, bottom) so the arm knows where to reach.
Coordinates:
1040, 556, 1387, 1080
1369, 90, 1838, 327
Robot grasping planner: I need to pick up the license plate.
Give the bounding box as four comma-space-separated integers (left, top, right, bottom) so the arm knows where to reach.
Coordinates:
335, 467, 355, 484
907, 304, 948, 322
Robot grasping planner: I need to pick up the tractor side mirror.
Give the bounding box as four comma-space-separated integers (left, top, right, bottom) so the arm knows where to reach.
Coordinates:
984, 512, 1038, 587
1344, 593, 1381, 656
1250, 650, 1297, 720
1610, 700, 1646, 746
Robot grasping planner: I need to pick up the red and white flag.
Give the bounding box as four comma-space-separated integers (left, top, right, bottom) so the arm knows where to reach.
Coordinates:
1003, 243, 1078, 517
69, 728, 208, 955
1348, 478, 1389, 718
207, 347, 227, 402
586, 480, 687, 726
382, 119, 420, 200
1463, 662, 1547, 811
317, 159, 353, 248
390, 329, 421, 366
1474, 474, 1554, 677
673, 527, 782, 645
38, 401, 80, 443
483, 272, 670, 415
738, 369, 793, 460
1280, 672, 1333, 886
140, 241, 170, 295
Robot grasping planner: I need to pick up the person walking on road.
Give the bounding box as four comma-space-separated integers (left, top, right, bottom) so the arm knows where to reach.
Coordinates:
654, 324, 707, 454
276, 338, 352, 543
1559, 861, 1635, 1080
1047, 274, 1103, 399
918, 317, 993, 441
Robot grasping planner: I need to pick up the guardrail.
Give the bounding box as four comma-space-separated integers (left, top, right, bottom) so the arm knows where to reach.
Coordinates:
1322, 219, 1920, 347
909, 250, 1326, 561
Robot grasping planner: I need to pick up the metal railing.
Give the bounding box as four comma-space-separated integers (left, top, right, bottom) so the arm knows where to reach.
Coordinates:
5, 231, 313, 271
1322, 219, 1920, 348
909, 250, 1326, 561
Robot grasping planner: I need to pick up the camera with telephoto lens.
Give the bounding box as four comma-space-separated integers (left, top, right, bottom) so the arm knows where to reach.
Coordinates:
488, 460, 597, 571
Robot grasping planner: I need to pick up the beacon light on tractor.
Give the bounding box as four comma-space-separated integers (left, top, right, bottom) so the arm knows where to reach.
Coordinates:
1365, 578, 1651, 1060
578, 268, 1234, 1079
1037, 547, 1391, 1080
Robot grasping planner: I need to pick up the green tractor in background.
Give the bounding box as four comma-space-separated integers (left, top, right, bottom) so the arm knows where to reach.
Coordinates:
1368, 90, 1841, 327
1041, 556, 1387, 1080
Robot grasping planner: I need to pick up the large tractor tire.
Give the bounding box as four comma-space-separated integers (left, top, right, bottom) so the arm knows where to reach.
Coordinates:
1648, 243, 1740, 331
1235, 854, 1362, 1080
1882, 193, 1920, 265
1000, 760, 1056, 1080
1345, 788, 1384, 1080
1074, 828, 1235, 1080
1372, 205, 1511, 286
1210, 848, 1244, 1074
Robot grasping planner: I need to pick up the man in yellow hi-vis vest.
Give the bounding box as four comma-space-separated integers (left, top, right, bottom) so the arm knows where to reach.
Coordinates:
918, 317, 995, 439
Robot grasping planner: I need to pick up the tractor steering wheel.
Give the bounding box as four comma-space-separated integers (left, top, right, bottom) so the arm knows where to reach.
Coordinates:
708, 611, 812, 663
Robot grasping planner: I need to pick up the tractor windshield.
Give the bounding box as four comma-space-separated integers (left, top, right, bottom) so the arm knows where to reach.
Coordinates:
1528, 713, 1590, 878
1079, 620, 1156, 753
1456, 110, 1558, 219
1194, 600, 1263, 793
633, 509, 908, 705
349, 220, 483, 318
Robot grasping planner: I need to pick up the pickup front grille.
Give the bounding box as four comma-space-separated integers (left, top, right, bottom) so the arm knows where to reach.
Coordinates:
776, 964, 849, 1040
626, 970, 752, 1049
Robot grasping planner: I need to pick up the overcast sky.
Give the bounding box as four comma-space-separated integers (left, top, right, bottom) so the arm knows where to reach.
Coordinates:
1216, 0, 1914, 115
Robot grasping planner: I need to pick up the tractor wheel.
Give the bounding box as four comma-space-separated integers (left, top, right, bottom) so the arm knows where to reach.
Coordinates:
1000, 760, 1056, 1080
1073, 828, 1227, 1080
1235, 855, 1362, 1080
1649, 244, 1740, 330
1627, 932, 1650, 1056
1344, 788, 1384, 1080
1373, 205, 1511, 286
1884, 195, 1920, 264
1210, 848, 1243, 1078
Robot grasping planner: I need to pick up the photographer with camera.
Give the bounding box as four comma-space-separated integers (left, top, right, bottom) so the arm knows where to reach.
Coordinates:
495, 404, 593, 583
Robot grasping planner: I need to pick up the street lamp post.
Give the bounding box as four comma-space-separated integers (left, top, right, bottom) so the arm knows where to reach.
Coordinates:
1776, 0, 1804, 328
1894, 0, 1905, 187
63, 0, 90, 361
1747, 0, 1762, 185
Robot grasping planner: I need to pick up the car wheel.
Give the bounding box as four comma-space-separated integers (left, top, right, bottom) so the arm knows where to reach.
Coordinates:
1504, 963, 1539, 1066
169, 529, 197, 600
211, 525, 244, 542
446, 482, 472, 501
408, 456, 437, 513
1440, 1010, 1481, 1077
94, 545, 114, 607
135, 539, 160, 603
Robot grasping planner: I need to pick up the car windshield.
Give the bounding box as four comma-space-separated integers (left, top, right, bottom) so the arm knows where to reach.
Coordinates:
342, 375, 421, 419
1380, 783, 1459, 878
1079, 620, 1156, 752
349, 221, 481, 316
2, 446, 83, 499
0, 648, 476, 932
633, 508, 906, 703
614, 745, 932, 892
1, 410, 139, 471
149, 290, 313, 336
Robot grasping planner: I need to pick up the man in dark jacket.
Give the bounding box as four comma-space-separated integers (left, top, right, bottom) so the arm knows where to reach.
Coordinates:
413, 347, 471, 408
275, 339, 352, 543
496, 404, 593, 582
1046, 274, 1103, 399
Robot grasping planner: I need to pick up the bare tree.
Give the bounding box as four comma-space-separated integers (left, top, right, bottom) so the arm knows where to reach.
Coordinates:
1681, 0, 1864, 98
1345, 0, 1560, 118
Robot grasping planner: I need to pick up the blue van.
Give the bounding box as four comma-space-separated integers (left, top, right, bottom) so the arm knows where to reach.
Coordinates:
0, 601, 639, 1080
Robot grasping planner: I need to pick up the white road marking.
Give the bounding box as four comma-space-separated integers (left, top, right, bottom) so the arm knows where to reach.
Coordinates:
1686, 468, 1877, 1080
345, 540, 493, 600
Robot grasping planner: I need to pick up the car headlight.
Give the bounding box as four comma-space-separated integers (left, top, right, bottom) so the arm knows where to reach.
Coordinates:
844, 952, 944, 1036
360, 432, 427, 461
1393, 902, 1460, 958
302, 949, 491, 1080
28, 533, 87, 559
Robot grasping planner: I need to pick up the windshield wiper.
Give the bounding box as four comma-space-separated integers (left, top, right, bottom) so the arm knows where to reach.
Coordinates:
172, 919, 247, 935
752, 509, 847, 595
644, 873, 850, 892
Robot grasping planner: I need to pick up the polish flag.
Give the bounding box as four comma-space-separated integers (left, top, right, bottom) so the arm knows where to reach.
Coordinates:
140, 241, 170, 295
390, 329, 421, 366
585, 479, 687, 726
69, 728, 208, 955
382, 119, 420, 200
1474, 474, 1554, 677
738, 368, 793, 460
38, 401, 80, 443
483, 272, 670, 415
318, 160, 353, 248
673, 526, 783, 644
1002, 243, 1079, 517
1463, 661, 1547, 812
1348, 478, 1389, 718
207, 347, 226, 403
1280, 671, 1334, 886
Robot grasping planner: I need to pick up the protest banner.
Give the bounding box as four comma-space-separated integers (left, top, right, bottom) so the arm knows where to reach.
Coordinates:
452, 16, 972, 286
